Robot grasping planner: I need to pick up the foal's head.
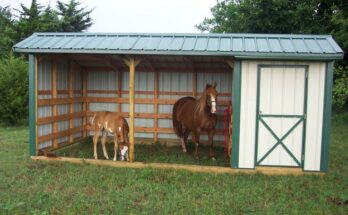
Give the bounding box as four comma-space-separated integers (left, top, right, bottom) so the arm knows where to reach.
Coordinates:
115, 118, 130, 160
205, 82, 218, 114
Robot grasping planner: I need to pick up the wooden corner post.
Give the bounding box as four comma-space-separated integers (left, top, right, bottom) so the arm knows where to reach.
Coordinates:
52, 55, 58, 148
123, 56, 141, 162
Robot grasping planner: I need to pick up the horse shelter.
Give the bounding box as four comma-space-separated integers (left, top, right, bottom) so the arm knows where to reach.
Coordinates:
14, 33, 343, 173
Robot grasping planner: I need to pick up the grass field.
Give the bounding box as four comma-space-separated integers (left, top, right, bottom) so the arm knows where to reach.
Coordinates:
0, 113, 347, 214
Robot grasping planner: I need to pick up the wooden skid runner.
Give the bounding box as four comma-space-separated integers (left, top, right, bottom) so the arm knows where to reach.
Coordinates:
31, 156, 323, 176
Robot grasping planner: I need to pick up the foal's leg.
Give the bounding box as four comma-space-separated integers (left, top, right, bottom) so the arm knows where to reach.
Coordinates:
93, 130, 100, 160
101, 131, 109, 159
208, 130, 216, 161
113, 135, 118, 161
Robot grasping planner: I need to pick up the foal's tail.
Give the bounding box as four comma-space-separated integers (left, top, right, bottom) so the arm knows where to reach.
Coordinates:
172, 100, 183, 138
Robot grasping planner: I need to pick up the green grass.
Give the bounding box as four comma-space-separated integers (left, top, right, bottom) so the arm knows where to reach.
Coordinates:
0, 113, 347, 214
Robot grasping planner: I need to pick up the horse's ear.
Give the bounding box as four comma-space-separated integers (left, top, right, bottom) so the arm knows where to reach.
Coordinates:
213, 82, 217, 88
206, 84, 212, 89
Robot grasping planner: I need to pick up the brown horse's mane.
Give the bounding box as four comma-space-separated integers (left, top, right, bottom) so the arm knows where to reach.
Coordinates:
194, 89, 208, 116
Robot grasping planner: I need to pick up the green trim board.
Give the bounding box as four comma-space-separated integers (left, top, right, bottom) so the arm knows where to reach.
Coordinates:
254, 64, 309, 168
28, 54, 37, 156
320, 61, 334, 172
12, 48, 343, 60
231, 60, 241, 168
301, 67, 309, 169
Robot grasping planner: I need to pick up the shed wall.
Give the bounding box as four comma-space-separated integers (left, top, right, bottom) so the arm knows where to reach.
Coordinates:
238, 60, 325, 171
37, 56, 83, 150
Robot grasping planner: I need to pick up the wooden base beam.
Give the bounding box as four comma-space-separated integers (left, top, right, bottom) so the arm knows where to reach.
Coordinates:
30, 156, 324, 176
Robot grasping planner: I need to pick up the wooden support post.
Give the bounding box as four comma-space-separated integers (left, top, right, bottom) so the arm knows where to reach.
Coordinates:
154, 70, 159, 142
82, 69, 88, 137
118, 71, 122, 112
52, 56, 58, 148
68, 61, 74, 143
123, 56, 141, 162
226, 60, 234, 69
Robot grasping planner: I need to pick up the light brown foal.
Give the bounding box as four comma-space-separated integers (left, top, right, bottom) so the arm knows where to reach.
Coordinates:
89, 111, 129, 161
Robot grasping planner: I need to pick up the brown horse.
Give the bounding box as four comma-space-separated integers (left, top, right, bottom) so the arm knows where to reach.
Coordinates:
172, 83, 218, 159
89, 111, 129, 161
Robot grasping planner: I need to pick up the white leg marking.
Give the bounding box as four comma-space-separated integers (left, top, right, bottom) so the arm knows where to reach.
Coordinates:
121, 146, 128, 161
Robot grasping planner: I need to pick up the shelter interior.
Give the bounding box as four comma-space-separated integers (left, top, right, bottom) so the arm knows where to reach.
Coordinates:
36, 54, 234, 154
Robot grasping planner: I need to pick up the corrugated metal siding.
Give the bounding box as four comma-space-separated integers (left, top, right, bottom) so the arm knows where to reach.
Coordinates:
37, 57, 84, 148
38, 58, 52, 149
304, 62, 325, 171
14, 33, 343, 60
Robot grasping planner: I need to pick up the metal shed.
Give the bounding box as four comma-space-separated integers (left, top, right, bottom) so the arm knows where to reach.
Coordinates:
14, 32, 343, 173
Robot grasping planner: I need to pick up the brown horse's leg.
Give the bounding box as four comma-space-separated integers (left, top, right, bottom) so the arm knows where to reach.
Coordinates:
93, 129, 100, 159
101, 131, 109, 159
181, 129, 190, 153
208, 131, 216, 160
192, 132, 200, 159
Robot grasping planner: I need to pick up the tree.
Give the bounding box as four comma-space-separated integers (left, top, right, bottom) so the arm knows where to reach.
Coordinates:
0, 54, 28, 125
15, 0, 44, 41
39, 6, 61, 32
57, 0, 93, 32
0, 6, 16, 58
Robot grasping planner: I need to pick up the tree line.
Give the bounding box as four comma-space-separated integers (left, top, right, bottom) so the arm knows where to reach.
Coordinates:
0, 0, 93, 125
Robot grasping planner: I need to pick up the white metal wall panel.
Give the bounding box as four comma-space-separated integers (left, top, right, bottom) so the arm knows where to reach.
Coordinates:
158, 72, 192, 99
57, 61, 68, 91
74, 69, 82, 90
88, 71, 117, 91
239, 61, 258, 168
38, 58, 53, 149
38, 58, 51, 91
304, 62, 325, 171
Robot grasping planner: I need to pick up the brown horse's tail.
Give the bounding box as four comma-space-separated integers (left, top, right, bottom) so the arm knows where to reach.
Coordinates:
172, 99, 184, 138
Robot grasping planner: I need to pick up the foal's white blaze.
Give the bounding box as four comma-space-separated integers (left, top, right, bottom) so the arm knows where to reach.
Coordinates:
211, 96, 216, 114
118, 126, 122, 132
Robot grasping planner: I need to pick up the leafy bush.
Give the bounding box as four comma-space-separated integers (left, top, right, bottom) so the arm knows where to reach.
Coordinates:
333, 66, 348, 110
0, 53, 28, 125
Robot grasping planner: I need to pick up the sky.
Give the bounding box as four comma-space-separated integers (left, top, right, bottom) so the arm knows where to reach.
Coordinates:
1, 0, 217, 33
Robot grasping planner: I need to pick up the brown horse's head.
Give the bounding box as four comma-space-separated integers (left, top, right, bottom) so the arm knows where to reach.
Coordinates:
204, 82, 218, 114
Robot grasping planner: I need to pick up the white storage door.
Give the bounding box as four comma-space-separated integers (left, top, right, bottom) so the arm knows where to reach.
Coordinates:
256, 65, 307, 167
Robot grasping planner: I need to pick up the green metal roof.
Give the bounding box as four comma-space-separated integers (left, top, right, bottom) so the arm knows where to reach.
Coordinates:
13, 32, 344, 60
